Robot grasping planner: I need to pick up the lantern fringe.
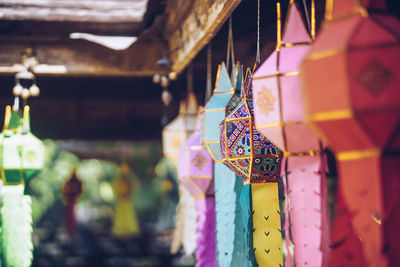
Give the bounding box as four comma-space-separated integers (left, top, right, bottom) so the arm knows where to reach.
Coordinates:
195, 197, 218, 267
214, 163, 246, 267
181, 185, 198, 255
240, 184, 257, 267
283, 172, 294, 267
1, 185, 33, 267
171, 185, 198, 255
252, 183, 283, 266
328, 190, 367, 266
284, 155, 330, 266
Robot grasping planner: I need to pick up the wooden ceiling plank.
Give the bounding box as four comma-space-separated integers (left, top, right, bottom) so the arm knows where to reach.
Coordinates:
165, 0, 243, 74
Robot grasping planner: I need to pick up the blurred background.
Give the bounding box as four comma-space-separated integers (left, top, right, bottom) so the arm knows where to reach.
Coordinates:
0, 0, 398, 266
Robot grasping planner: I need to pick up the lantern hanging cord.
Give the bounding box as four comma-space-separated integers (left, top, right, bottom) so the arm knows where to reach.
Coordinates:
226, 16, 235, 71
205, 43, 212, 104
256, 0, 260, 64
302, 0, 312, 38
187, 63, 193, 93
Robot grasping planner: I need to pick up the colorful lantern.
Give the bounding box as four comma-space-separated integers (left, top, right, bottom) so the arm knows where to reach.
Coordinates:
178, 110, 217, 267
62, 168, 83, 236
220, 68, 284, 266
202, 61, 246, 266
0, 104, 44, 267
252, 1, 329, 266
162, 92, 198, 166
0, 106, 45, 185
112, 163, 140, 238
301, 0, 400, 265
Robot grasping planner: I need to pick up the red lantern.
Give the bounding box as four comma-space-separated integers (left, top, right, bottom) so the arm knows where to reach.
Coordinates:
301, 0, 400, 265
62, 168, 83, 236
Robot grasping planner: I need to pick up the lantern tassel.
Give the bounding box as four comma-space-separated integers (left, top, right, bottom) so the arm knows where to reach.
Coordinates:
328, 189, 367, 266
214, 163, 246, 266
195, 197, 218, 267
252, 183, 283, 266
1, 185, 33, 267
285, 155, 330, 266
182, 186, 198, 256
240, 184, 257, 267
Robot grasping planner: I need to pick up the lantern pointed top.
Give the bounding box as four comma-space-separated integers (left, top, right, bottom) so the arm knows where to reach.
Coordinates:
7, 108, 22, 131
23, 105, 31, 132
2, 105, 11, 131
178, 98, 187, 115
179, 91, 198, 115
214, 62, 234, 94
282, 2, 312, 44
186, 91, 198, 115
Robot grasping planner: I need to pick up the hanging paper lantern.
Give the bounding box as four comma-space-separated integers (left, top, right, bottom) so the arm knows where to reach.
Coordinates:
162, 92, 198, 166
252, 1, 329, 266
201, 62, 246, 266
62, 168, 83, 236
0, 104, 43, 267
178, 110, 217, 267
301, 0, 400, 266
220, 68, 282, 183
0, 105, 45, 185
179, 116, 214, 199
112, 164, 140, 238
220, 68, 284, 266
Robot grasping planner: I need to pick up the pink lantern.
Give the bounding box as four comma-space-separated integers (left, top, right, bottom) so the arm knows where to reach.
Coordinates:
178, 110, 217, 267
252, 1, 329, 266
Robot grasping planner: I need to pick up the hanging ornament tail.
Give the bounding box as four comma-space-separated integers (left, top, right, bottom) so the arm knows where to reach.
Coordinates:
286, 156, 329, 266
1, 185, 33, 267
181, 186, 198, 255
252, 183, 283, 266
328, 189, 367, 266
240, 184, 257, 267
195, 197, 218, 267
214, 163, 246, 266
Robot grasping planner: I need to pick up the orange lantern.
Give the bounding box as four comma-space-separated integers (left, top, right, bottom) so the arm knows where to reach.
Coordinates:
301, 0, 400, 266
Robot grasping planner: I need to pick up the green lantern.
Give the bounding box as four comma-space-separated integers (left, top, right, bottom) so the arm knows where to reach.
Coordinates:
0, 105, 45, 185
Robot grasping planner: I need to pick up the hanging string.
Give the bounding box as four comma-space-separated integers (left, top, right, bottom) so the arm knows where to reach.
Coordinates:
205, 43, 212, 104
226, 17, 235, 71
256, 0, 261, 64
276, 1, 282, 51
187, 63, 193, 93
302, 0, 312, 38
311, 0, 316, 39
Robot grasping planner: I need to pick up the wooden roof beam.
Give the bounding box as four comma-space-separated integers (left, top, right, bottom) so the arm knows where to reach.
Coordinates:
164, 0, 243, 74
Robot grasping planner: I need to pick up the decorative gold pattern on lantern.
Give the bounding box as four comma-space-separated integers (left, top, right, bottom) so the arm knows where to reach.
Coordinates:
256, 87, 275, 116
